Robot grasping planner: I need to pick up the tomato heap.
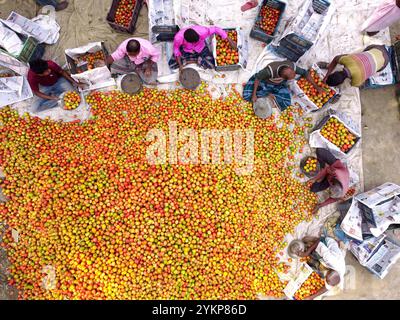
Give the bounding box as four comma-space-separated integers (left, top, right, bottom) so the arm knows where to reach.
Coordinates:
255, 6, 280, 35
320, 117, 357, 153
63, 91, 81, 110
77, 51, 106, 71
344, 188, 356, 199
294, 272, 325, 300
297, 69, 335, 109
303, 157, 318, 174
114, 0, 136, 27
216, 30, 239, 66
0, 86, 317, 300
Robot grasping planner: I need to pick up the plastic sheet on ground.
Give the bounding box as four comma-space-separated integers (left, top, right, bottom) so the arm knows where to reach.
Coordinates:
0, 0, 394, 299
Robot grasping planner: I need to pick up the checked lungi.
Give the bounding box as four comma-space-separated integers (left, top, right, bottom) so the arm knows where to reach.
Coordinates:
243, 75, 292, 112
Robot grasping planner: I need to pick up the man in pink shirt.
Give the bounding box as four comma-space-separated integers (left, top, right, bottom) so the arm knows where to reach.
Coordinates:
169, 25, 237, 71
310, 148, 350, 214
106, 38, 160, 84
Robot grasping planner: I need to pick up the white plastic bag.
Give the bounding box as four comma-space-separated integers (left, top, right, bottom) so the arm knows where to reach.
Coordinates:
31, 14, 60, 44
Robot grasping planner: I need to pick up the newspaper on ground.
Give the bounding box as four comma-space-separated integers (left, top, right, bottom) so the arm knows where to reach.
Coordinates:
350, 234, 400, 279
0, 22, 24, 55
355, 182, 400, 209
148, 0, 176, 43
364, 237, 400, 279
369, 196, 400, 237
350, 234, 386, 266
31, 13, 61, 45
1, 11, 57, 44
340, 183, 400, 241
273, 0, 335, 49
283, 262, 314, 299
0, 76, 33, 108
0, 52, 29, 76
340, 199, 364, 241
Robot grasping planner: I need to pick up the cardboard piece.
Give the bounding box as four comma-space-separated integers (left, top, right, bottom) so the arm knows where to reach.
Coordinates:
289, 63, 338, 113
65, 42, 116, 92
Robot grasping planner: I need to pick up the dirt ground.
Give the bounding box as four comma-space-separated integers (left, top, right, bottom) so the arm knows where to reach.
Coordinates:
1, 0, 400, 300
329, 22, 400, 300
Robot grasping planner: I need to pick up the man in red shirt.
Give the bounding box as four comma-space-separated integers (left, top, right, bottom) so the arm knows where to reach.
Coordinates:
310, 148, 350, 214
28, 59, 83, 112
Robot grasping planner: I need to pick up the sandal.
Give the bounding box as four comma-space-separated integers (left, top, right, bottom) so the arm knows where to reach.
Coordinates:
317, 62, 329, 69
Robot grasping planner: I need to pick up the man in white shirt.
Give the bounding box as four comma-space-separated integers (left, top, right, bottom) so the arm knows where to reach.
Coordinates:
295, 236, 346, 299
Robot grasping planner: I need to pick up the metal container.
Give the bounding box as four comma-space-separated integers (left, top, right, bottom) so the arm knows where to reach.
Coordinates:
300, 156, 321, 178
121, 72, 143, 94
179, 67, 201, 90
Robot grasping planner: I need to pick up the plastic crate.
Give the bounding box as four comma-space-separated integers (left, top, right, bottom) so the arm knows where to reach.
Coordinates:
0, 34, 44, 63
312, 0, 331, 14
152, 25, 179, 33
213, 28, 241, 72
65, 43, 109, 75
106, 0, 143, 34
156, 33, 176, 42
250, 0, 286, 44
275, 33, 313, 62
153, 25, 180, 42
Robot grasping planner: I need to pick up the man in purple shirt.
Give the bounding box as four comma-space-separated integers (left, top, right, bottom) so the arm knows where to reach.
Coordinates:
169, 25, 237, 71
106, 38, 160, 85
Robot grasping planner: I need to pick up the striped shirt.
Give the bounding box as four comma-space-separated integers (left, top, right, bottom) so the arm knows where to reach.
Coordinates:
339, 45, 389, 87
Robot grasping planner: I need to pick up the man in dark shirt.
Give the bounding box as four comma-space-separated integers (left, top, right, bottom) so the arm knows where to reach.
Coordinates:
243, 60, 323, 112
28, 59, 83, 112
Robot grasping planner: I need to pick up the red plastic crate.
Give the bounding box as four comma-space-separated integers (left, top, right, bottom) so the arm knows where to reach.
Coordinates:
106, 0, 144, 34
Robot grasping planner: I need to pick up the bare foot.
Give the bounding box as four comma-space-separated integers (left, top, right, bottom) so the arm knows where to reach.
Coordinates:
55, 1, 69, 11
